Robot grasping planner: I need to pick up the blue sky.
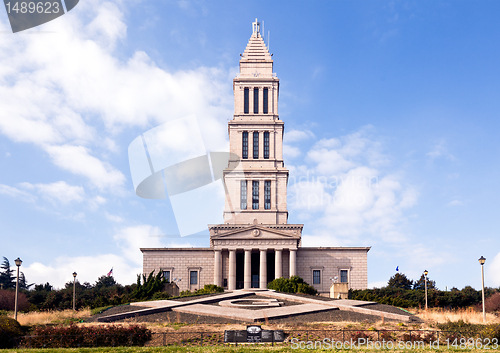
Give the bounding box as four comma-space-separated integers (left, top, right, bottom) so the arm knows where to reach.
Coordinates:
1, 0, 499, 290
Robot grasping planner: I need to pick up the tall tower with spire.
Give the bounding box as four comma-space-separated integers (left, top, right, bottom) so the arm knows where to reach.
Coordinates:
143, 20, 369, 295
223, 18, 289, 225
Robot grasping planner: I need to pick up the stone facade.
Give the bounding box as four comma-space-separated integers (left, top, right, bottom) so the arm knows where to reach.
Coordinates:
141, 20, 370, 296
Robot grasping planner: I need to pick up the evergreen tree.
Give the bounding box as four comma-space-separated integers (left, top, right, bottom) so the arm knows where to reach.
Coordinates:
0, 257, 15, 289
95, 275, 118, 289
387, 272, 413, 290
413, 273, 436, 290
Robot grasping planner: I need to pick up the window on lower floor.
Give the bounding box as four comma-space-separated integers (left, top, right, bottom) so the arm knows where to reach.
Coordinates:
313, 270, 321, 284
163, 270, 170, 282
340, 270, 348, 283
190, 271, 198, 285
240, 180, 247, 210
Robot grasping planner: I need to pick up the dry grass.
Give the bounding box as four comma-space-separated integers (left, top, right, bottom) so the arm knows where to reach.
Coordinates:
11, 308, 92, 326
413, 307, 500, 325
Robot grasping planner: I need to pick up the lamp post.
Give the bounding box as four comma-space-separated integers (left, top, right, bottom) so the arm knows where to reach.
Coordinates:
423, 270, 428, 310
479, 256, 486, 323
72, 272, 77, 311
14, 257, 22, 321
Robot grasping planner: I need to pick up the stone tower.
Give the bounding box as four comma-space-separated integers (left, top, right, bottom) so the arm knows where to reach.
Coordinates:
223, 19, 289, 225
209, 19, 303, 291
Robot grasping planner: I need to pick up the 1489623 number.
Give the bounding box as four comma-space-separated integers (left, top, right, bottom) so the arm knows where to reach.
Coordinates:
5, 2, 60, 14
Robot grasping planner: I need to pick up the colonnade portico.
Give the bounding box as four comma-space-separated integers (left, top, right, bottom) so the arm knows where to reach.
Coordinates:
213, 247, 297, 291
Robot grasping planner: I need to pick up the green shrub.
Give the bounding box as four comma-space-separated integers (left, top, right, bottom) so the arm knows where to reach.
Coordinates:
180, 290, 191, 296
268, 276, 317, 295
0, 316, 24, 348
195, 284, 224, 295
91, 305, 114, 316
19, 324, 151, 348
437, 320, 500, 340
152, 292, 170, 300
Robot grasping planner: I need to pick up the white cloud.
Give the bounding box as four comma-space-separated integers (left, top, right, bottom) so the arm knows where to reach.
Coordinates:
487, 252, 500, 287
368, 281, 387, 289
105, 212, 124, 223
0, 0, 232, 194
283, 144, 302, 158
427, 140, 456, 161
447, 200, 463, 206
0, 184, 36, 202
44, 145, 126, 191
19, 181, 85, 204
24, 254, 134, 289
284, 129, 315, 143
288, 126, 418, 248
22, 224, 169, 288
113, 225, 164, 266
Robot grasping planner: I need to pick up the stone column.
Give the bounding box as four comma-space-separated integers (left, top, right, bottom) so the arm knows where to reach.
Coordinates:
259, 249, 267, 289
228, 250, 236, 291
244, 249, 252, 289
289, 249, 297, 277
214, 250, 222, 287
275, 249, 282, 279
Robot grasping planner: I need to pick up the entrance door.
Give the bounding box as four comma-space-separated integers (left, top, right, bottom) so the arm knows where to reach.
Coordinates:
236, 252, 244, 289
251, 252, 259, 288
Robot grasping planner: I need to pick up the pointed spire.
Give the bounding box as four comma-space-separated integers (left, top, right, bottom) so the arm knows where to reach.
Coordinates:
241, 19, 272, 63
239, 19, 274, 77
252, 18, 260, 36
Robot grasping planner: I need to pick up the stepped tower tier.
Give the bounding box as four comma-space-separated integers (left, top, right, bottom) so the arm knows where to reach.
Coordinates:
223, 19, 288, 225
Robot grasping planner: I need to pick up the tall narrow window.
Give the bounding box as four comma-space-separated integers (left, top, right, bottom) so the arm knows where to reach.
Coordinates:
242, 132, 248, 159
253, 132, 259, 159
244, 88, 249, 114
313, 270, 321, 284
264, 181, 271, 210
163, 271, 170, 282
240, 180, 247, 210
252, 181, 259, 209
263, 88, 268, 114
264, 132, 269, 159
340, 270, 348, 283
190, 271, 198, 285
253, 88, 259, 114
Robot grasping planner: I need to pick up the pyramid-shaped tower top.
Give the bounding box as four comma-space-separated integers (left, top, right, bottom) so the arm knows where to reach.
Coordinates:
239, 19, 273, 77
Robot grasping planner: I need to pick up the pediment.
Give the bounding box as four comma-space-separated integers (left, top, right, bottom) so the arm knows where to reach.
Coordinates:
210, 224, 302, 240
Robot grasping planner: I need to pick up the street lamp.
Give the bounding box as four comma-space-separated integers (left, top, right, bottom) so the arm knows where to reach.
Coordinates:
423, 270, 428, 310
479, 256, 486, 323
14, 257, 22, 321
72, 272, 77, 311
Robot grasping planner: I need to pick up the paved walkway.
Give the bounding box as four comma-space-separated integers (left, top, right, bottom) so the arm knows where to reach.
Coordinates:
97, 289, 411, 323
173, 302, 334, 322
97, 291, 252, 322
